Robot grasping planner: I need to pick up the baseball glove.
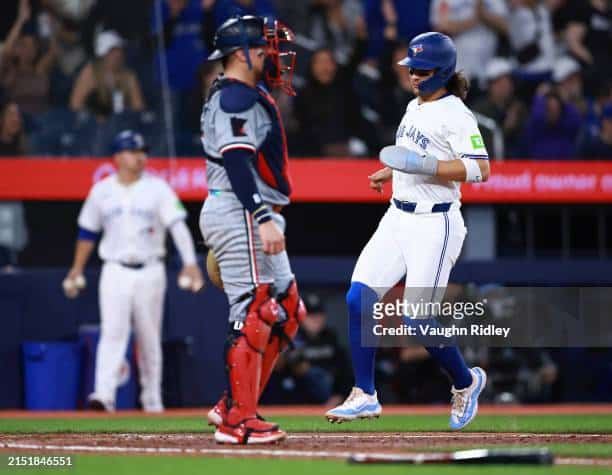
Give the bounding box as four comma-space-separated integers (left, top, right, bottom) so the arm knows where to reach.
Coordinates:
206, 249, 223, 289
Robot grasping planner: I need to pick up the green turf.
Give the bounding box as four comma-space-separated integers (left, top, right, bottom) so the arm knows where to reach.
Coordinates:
2, 414, 612, 434
4, 455, 611, 475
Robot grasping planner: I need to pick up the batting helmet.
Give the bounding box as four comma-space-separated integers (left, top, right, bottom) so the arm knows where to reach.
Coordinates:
398, 32, 457, 95
207, 15, 267, 68
111, 130, 148, 154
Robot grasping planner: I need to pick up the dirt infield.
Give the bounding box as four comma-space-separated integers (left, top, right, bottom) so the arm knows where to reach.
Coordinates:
2, 406, 612, 466
1, 432, 612, 466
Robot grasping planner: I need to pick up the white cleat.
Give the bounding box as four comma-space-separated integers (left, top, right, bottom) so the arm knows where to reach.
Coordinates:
325, 387, 382, 423
143, 403, 164, 413
87, 393, 115, 412
449, 367, 487, 431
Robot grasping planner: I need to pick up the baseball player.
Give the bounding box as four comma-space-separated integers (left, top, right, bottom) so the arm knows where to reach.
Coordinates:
199, 15, 306, 444
64, 130, 203, 412
326, 32, 489, 430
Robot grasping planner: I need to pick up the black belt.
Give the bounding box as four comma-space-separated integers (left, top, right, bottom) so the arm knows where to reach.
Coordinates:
117, 258, 162, 270
206, 157, 224, 166
393, 198, 452, 213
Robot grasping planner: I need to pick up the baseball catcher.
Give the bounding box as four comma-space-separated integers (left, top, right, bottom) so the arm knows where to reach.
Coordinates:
199, 15, 306, 444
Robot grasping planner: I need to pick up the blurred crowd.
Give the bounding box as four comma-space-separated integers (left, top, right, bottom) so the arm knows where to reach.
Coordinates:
0, 0, 610, 159
266, 288, 612, 405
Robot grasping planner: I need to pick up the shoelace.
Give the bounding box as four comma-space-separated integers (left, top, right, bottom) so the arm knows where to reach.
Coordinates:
343, 388, 362, 408
450, 387, 468, 417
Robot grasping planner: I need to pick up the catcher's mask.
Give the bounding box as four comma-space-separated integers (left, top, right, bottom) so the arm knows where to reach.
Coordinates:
263, 18, 296, 96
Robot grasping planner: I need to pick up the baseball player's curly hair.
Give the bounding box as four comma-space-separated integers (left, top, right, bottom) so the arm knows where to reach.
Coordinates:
447, 71, 470, 101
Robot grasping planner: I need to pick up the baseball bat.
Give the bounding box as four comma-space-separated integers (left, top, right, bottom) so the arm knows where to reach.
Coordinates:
348, 448, 553, 465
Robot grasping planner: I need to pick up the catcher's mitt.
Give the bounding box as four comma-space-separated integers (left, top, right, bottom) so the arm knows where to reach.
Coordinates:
206, 249, 223, 289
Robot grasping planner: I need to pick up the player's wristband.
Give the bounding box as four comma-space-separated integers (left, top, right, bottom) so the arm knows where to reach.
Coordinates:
459, 157, 483, 183
253, 205, 273, 224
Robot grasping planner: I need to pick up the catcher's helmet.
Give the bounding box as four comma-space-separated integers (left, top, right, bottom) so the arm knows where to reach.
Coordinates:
111, 130, 148, 154
207, 15, 267, 65
398, 32, 457, 95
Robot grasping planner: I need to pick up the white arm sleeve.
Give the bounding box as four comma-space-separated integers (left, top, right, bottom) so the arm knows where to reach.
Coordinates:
169, 220, 197, 266
77, 188, 103, 232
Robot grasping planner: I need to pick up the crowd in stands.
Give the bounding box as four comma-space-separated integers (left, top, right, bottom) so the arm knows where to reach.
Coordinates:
0, 0, 609, 159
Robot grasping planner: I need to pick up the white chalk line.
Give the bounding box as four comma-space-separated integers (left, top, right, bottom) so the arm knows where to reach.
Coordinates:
105, 432, 610, 441
1, 442, 349, 459
287, 433, 609, 440
2, 441, 611, 466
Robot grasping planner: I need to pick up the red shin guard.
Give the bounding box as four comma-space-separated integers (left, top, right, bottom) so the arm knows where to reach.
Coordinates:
226, 284, 278, 426
259, 280, 306, 399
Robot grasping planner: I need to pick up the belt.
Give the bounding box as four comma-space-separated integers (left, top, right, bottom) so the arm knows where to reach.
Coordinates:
115, 258, 163, 270
206, 157, 224, 166
393, 198, 452, 214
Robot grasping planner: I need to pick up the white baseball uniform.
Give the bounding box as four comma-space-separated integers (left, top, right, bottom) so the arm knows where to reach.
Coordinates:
78, 172, 189, 411
352, 94, 488, 299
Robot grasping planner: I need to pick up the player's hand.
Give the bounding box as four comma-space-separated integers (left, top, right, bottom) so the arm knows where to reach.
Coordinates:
258, 220, 285, 255
368, 166, 392, 193
178, 264, 205, 292
63, 268, 86, 299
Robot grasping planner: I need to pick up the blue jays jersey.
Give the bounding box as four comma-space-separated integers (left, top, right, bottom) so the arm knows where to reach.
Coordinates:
393, 94, 488, 202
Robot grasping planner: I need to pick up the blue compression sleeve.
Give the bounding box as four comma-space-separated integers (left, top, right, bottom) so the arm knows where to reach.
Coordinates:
78, 227, 100, 241
347, 282, 379, 395
222, 148, 272, 224
402, 315, 473, 389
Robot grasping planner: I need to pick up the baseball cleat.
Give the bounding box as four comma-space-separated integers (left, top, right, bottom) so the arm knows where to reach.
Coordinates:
214, 418, 286, 445
325, 387, 382, 423
143, 403, 164, 413
87, 394, 115, 412
207, 393, 228, 427
449, 367, 487, 431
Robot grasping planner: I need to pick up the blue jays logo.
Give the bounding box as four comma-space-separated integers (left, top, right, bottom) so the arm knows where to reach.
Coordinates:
411, 44, 423, 55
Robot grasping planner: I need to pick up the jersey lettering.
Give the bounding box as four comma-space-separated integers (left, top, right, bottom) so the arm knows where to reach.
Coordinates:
406, 125, 430, 151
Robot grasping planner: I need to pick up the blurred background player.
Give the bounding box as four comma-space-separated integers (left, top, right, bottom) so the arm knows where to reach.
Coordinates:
326, 32, 489, 430
200, 15, 306, 444
64, 130, 203, 412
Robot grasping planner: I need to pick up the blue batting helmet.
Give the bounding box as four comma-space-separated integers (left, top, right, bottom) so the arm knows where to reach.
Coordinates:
207, 15, 267, 67
398, 32, 457, 95
111, 130, 148, 154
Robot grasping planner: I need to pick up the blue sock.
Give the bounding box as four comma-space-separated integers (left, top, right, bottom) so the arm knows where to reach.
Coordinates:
402, 316, 473, 390
347, 282, 378, 395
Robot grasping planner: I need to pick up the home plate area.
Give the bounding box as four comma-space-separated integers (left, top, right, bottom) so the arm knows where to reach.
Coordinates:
1, 432, 611, 466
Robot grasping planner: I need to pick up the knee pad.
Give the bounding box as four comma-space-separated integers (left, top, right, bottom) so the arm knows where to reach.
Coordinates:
276, 279, 306, 343
234, 283, 279, 354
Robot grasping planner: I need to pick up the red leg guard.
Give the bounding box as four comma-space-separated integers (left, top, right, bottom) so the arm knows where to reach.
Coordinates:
226, 284, 279, 427
259, 280, 307, 399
